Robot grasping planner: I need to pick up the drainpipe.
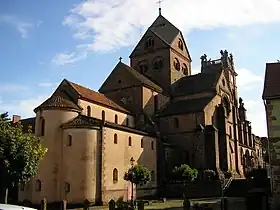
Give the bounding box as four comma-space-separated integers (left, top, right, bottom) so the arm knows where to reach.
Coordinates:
96, 122, 104, 205
263, 99, 273, 196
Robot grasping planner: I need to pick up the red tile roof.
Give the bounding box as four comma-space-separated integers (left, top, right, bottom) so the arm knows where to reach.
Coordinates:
263, 62, 280, 99
67, 80, 131, 114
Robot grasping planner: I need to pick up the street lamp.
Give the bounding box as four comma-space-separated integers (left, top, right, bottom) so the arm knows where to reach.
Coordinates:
130, 157, 135, 208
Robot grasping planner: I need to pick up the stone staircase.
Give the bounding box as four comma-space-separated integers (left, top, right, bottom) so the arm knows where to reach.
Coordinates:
224, 178, 247, 197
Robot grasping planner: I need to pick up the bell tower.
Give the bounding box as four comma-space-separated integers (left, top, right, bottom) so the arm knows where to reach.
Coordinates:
129, 13, 192, 92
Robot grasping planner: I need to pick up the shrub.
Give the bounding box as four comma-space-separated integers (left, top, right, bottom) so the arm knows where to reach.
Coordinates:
203, 169, 217, 181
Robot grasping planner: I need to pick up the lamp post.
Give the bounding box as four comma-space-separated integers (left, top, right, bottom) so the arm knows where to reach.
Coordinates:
130, 157, 135, 208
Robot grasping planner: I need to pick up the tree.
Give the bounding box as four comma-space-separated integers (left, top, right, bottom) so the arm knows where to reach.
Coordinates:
124, 164, 151, 187
0, 113, 47, 203
172, 164, 198, 186
172, 164, 198, 199
0, 112, 9, 121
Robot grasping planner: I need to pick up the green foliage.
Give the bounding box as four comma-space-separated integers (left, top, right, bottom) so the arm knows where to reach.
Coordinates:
172, 164, 198, 185
0, 112, 47, 188
124, 164, 151, 186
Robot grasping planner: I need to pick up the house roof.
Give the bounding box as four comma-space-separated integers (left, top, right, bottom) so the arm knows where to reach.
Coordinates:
157, 95, 215, 117
172, 68, 222, 96
34, 90, 82, 113
20, 117, 36, 133
262, 62, 280, 99
67, 80, 131, 114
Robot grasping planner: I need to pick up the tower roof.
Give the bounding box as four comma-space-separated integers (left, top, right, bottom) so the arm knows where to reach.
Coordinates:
149, 14, 180, 45
130, 14, 191, 61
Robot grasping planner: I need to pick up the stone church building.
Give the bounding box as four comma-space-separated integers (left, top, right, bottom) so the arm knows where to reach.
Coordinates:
17, 13, 265, 204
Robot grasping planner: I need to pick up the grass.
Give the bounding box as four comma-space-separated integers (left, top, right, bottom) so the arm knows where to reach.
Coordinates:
87, 198, 222, 210
144, 200, 183, 210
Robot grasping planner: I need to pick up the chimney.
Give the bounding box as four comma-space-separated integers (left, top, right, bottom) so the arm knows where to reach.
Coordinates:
12, 115, 21, 124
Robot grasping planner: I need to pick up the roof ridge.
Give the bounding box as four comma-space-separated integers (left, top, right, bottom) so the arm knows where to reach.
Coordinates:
67, 80, 94, 94
67, 79, 131, 114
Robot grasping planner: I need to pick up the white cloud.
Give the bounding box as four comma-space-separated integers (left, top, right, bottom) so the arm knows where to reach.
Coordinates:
0, 95, 49, 119
0, 84, 28, 92
53, 0, 280, 65
236, 68, 263, 89
52, 49, 88, 66
191, 67, 200, 75
0, 15, 35, 38
245, 100, 267, 137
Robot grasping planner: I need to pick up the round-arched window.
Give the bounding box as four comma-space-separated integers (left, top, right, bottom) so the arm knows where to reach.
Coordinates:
174, 58, 180, 71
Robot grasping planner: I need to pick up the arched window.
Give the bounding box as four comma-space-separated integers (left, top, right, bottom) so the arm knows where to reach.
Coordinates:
151, 141, 154, 150
178, 39, 184, 50
138, 60, 149, 73
128, 136, 132, 146
173, 58, 180, 71
67, 135, 72, 147
113, 168, 118, 183
35, 179, 41, 192
102, 110, 105, 121
64, 182, 70, 193
145, 38, 154, 48
151, 171, 155, 181
141, 139, 144, 148
153, 58, 163, 70
222, 96, 231, 117
182, 63, 188, 75
174, 118, 179, 128
114, 134, 118, 144
40, 118, 45, 136
115, 115, 118, 124
87, 106, 91, 117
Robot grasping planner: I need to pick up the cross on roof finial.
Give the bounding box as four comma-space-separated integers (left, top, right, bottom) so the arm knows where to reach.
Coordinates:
156, 0, 162, 15
119, 57, 122, 62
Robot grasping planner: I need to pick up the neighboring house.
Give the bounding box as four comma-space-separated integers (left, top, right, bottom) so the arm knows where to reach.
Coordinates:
17, 13, 265, 205
262, 62, 280, 207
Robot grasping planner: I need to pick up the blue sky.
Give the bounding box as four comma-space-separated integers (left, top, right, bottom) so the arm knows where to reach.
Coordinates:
1, 0, 280, 137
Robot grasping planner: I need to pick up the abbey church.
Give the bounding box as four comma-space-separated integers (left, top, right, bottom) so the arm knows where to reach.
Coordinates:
17, 13, 265, 204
